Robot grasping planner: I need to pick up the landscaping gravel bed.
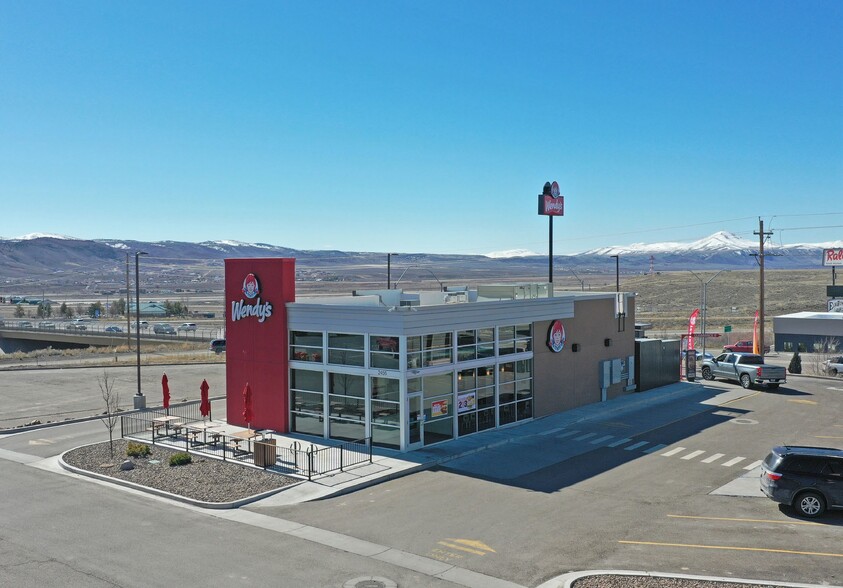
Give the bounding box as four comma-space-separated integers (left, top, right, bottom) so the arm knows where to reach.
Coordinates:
574, 575, 784, 588
62, 439, 298, 503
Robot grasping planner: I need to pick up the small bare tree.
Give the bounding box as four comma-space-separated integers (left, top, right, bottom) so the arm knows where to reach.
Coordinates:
98, 371, 121, 458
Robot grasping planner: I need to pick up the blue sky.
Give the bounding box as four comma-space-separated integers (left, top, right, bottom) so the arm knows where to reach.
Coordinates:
1, 1, 841, 255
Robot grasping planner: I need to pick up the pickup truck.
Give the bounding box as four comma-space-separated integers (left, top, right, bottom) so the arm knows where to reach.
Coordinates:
723, 340, 770, 354
701, 352, 786, 389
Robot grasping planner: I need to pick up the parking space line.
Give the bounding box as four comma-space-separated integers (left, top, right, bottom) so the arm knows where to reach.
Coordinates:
721, 456, 745, 467
644, 444, 666, 453
682, 450, 706, 460
589, 435, 615, 445
661, 447, 686, 457
701, 453, 725, 463
607, 438, 632, 447
624, 441, 649, 451
667, 514, 822, 526
618, 540, 843, 558
744, 459, 762, 470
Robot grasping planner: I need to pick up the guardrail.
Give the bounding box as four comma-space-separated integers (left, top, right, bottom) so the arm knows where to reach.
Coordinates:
0, 323, 223, 342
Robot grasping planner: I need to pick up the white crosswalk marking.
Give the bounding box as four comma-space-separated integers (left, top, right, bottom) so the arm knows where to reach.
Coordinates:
574, 432, 597, 441
590, 435, 615, 445
644, 444, 666, 453
722, 456, 746, 467
682, 450, 706, 460
701, 453, 725, 463
539, 426, 565, 436
661, 447, 686, 457
607, 438, 632, 447
554, 430, 579, 439
625, 441, 649, 451
744, 459, 763, 470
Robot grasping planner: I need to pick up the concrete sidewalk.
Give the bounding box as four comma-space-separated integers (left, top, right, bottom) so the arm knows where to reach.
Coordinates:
250, 380, 720, 506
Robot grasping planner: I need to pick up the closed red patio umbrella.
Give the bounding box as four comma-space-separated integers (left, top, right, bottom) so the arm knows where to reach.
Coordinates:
162, 373, 170, 414
199, 379, 211, 421
243, 382, 253, 429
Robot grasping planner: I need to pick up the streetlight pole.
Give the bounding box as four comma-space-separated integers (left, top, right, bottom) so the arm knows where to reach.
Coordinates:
387, 253, 398, 289
610, 255, 620, 292
134, 251, 148, 409
689, 269, 727, 358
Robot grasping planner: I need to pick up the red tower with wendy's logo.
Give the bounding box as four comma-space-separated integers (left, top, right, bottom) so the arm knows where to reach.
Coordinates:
224, 258, 296, 432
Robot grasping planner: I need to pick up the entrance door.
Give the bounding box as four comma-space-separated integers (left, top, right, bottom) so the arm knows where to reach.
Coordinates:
407, 393, 423, 450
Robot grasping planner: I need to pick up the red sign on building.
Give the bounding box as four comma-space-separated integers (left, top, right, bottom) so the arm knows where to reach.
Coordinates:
224, 258, 296, 432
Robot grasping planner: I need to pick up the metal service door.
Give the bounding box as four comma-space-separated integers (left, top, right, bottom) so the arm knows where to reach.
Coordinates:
407, 393, 423, 450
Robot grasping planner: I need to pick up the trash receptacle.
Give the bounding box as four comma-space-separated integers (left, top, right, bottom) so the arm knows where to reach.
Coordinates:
254, 438, 277, 467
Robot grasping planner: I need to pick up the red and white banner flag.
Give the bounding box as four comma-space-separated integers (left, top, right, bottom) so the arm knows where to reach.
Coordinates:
687, 309, 700, 352
752, 310, 760, 355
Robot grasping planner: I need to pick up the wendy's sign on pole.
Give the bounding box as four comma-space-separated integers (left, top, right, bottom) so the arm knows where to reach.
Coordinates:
537, 181, 564, 283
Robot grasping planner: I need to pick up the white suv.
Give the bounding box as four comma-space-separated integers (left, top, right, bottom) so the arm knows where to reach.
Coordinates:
177, 323, 197, 332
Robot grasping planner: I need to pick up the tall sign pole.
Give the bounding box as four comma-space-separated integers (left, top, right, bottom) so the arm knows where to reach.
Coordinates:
538, 180, 564, 285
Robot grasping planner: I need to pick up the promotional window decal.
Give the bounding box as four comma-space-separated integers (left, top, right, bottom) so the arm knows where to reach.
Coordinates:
231, 273, 273, 323
547, 320, 566, 352
457, 392, 476, 413
431, 399, 449, 418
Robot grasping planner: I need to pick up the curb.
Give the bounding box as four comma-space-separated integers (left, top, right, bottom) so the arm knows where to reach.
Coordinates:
536, 570, 841, 588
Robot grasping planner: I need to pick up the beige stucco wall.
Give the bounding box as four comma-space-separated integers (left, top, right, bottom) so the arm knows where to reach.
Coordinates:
533, 296, 636, 417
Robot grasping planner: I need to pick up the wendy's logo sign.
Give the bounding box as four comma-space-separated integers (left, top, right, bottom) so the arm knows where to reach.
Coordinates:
242, 273, 260, 299
232, 273, 272, 323
547, 320, 566, 352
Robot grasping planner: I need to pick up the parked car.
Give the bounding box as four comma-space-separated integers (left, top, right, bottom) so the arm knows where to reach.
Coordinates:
177, 323, 197, 332
822, 356, 843, 376
133, 320, 149, 330
18, 321, 33, 328
65, 323, 87, 331
701, 352, 786, 389
760, 445, 843, 518
723, 340, 771, 354
681, 349, 714, 362
38, 321, 56, 329
104, 326, 123, 333
210, 338, 226, 354
153, 323, 176, 335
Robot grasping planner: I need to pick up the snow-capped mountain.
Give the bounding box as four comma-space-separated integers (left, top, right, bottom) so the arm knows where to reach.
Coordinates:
0, 232, 838, 281
582, 231, 758, 255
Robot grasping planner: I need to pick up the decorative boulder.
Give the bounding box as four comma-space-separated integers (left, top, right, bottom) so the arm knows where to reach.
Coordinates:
119, 460, 135, 471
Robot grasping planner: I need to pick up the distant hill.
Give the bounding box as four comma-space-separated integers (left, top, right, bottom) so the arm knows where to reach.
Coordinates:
0, 232, 837, 284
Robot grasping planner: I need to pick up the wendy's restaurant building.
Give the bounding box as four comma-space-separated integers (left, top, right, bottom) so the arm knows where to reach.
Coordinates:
225, 258, 637, 452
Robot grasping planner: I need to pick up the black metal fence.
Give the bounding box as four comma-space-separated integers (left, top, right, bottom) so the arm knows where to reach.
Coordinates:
120, 409, 372, 481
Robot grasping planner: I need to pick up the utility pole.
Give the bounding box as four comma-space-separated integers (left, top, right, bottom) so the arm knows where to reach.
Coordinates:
754, 218, 773, 356
125, 253, 132, 350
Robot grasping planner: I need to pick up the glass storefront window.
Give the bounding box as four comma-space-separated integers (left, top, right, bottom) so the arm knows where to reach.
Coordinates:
290, 331, 324, 363
329, 418, 365, 442
328, 333, 365, 367
291, 369, 323, 392
422, 373, 453, 397
499, 324, 532, 356
290, 368, 325, 437
370, 335, 400, 370
371, 423, 400, 449
371, 377, 400, 402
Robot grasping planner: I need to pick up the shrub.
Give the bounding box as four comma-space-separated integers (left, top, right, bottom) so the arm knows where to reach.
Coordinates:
169, 452, 192, 466
788, 350, 802, 374
126, 442, 152, 458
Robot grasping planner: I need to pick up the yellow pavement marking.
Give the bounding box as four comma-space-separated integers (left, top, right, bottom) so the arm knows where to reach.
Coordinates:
437, 539, 496, 556
720, 391, 760, 406
619, 540, 843, 558
815, 435, 843, 440
667, 514, 821, 526
28, 439, 55, 446
787, 399, 817, 405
